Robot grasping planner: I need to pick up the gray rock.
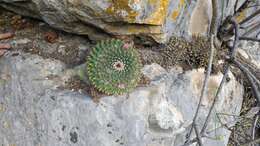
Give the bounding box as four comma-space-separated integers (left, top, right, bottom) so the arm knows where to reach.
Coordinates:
239, 41, 260, 68
2, 0, 259, 44
0, 0, 251, 43
0, 52, 243, 146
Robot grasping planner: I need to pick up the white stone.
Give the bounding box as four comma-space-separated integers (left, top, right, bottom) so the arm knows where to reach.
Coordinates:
0, 55, 243, 146
240, 41, 260, 68
142, 63, 167, 80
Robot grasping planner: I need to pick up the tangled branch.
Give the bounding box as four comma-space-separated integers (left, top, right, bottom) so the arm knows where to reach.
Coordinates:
182, 0, 260, 145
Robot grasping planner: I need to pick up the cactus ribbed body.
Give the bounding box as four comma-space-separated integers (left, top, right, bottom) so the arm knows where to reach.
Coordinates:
87, 39, 141, 95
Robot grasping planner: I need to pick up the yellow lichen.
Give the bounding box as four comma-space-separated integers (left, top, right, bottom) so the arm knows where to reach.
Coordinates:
236, 11, 246, 23
106, 0, 138, 22
148, 0, 157, 4
179, 0, 185, 7
105, 0, 169, 25
3, 121, 10, 128
172, 10, 180, 20
0, 103, 5, 112
171, 0, 186, 21
145, 0, 170, 25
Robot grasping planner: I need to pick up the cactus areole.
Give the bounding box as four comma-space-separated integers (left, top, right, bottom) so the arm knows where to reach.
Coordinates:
87, 39, 141, 95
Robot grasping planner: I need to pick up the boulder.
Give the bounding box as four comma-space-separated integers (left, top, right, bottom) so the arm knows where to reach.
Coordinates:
1, 0, 258, 43
0, 0, 245, 43
0, 52, 243, 146
239, 41, 260, 69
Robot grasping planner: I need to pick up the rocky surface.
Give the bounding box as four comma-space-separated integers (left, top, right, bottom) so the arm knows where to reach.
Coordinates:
0, 0, 187, 43
0, 50, 243, 146
0, 0, 192, 43
1, 0, 253, 43
0, 3, 254, 146
0, 0, 260, 43
239, 41, 260, 68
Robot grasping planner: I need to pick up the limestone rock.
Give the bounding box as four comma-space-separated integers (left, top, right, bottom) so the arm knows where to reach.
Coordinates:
240, 41, 260, 68
0, 52, 243, 146
0, 0, 247, 43
2, 0, 258, 43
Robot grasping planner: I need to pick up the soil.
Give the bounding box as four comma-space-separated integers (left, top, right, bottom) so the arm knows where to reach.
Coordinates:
0, 9, 91, 67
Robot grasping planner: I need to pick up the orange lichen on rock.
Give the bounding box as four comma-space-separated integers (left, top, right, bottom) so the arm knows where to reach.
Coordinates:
106, 0, 138, 22
126, 25, 162, 34
179, 0, 185, 6
172, 10, 180, 20
144, 0, 170, 25
236, 11, 246, 23
171, 0, 186, 21
106, 0, 169, 25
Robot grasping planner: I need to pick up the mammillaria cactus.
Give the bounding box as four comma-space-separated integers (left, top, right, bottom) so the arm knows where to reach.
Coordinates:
87, 39, 141, 95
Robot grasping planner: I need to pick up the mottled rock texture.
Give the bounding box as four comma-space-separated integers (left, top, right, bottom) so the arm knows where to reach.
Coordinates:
240, 41, 260, 68
0, 0, 205, 42
0, 52, 243, 146
2, 0, 258, 43
2, 0, 259, 43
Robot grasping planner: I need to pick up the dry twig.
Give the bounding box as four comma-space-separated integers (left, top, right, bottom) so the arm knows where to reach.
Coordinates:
231, 59, 260, 102
239, 37, 260, 42
183, 0, 260, 145
201, 17, 240, 135
184, 35, 216, 145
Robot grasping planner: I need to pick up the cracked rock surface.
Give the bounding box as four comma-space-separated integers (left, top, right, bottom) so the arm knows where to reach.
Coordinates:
1, 0, 254, 43
0, 52, 243, 146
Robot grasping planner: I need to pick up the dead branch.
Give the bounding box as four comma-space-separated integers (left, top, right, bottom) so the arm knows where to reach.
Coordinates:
236, 53, 260, 83
231, 59, 260, 102
216, 112, 251, 141
251, 115, 259, 145
234, 0, 251, 15
240, 137, 260, 146
210, 0, 219, 35
234, 0, 239, 14
0, 32, 14, 40
185, 35, 216, 145
242, 23, 260, 37
239, 9, 260, 25
194, 123, 203, 146
183, 0, 260, 145
239, 37, 260, 42
201, 17, 240, 135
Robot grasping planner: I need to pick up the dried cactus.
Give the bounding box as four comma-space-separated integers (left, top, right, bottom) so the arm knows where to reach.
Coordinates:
87, 39, 141, 95
160, 36, 220, 71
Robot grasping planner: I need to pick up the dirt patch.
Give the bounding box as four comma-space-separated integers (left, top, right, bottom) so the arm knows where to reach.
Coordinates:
63, 76, 104, 103
0, 8, 91, 67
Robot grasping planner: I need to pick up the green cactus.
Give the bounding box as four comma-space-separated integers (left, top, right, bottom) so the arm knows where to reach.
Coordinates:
87, 39, 141, 95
